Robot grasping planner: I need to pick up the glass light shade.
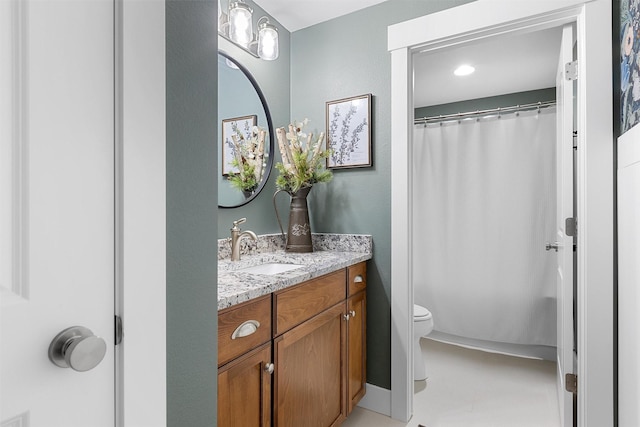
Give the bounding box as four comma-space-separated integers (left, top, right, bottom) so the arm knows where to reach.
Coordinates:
229, 2, 253, 47
258, 20, 278, 60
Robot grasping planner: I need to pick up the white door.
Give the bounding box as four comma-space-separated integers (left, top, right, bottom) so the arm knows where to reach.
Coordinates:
618, 121, 640, 426
0, 1, 115, 426
555, 24, 575, 427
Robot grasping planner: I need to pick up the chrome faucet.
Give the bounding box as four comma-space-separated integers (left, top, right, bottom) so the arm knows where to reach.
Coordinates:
230, 218, 257, 261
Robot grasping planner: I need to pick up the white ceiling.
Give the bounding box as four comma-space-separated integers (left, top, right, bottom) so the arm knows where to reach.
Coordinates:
252, 0, 387, 32
249, 1, 563, 108
414, 27, 563, 108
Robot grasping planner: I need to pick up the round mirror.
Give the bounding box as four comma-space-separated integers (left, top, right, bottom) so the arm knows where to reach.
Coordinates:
218, 51, 274, 208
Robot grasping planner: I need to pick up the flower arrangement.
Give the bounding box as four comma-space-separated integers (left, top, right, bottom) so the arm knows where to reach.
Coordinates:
227, 126, 267, 194
275, 119, 332, 193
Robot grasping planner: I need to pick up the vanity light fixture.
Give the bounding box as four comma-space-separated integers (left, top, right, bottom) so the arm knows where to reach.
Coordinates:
229, 1, 253, 46
218, 0, 279, 61
257, 17, 279, 61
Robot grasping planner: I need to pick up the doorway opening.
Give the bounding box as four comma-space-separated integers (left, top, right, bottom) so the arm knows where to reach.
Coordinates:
389, 2, 613, 425
410, 24, 576, 427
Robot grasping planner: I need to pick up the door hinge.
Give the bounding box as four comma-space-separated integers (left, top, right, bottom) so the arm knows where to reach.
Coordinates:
565, 373, 578, 394
565, 61, 578, 81
115, 315, 123, 345
565, 217, 576, 237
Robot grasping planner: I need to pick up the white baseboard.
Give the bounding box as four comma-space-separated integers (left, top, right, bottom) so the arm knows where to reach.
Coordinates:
356, 383, 391, 416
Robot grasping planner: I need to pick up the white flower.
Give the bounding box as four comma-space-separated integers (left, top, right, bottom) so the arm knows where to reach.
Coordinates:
633, 70, 640, 101
275, 119, 332, 193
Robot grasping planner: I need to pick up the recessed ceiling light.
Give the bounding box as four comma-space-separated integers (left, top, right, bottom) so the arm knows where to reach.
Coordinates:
454, 64, 475, 76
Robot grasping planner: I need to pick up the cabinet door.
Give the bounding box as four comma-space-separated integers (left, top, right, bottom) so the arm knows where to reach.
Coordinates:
218, 343, 272, 427
347, 291, 366, 414
274, 303, 347, 427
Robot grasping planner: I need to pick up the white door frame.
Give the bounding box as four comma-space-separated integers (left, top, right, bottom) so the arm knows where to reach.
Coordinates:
388, 0, 613, 424
117, 1, 167, 425
617, 117, 640, 427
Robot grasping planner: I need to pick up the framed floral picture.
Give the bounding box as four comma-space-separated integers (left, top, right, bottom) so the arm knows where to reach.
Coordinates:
221, 115, 257, 176
622, 3, 640, 133
326, 93, 372, 169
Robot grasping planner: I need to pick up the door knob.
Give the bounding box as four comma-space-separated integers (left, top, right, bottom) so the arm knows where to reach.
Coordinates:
48, 326, 107, 372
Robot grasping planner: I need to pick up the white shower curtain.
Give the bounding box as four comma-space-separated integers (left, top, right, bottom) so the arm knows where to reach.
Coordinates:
413, 108, 557, 351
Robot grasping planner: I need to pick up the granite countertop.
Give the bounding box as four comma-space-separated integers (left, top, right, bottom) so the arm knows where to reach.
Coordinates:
218, 233, 372, 310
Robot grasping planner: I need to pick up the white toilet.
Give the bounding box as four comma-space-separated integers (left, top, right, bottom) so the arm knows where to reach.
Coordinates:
413, 304, 434, 381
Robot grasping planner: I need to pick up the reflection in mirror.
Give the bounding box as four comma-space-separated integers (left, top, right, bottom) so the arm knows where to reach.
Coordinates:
218, 51, 274, 208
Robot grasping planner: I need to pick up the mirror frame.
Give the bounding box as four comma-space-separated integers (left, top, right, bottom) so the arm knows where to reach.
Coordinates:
218, 50, 275, 208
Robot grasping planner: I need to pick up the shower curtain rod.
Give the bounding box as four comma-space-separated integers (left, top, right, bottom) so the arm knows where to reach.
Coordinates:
414, 100, 557, 125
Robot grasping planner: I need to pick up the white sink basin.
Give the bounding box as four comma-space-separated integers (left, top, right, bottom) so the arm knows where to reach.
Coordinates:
239, 263, 305, 275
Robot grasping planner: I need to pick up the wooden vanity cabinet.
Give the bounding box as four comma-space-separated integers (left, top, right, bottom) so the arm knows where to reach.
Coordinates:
218, 295, 273, 427
217, 262, 367, 427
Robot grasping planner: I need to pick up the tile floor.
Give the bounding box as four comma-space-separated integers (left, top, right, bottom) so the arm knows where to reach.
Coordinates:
342, 338, 561, 427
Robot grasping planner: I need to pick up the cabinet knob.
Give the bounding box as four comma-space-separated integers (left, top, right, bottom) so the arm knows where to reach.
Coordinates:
343, 314, 350, 321
349, 310, 356, 318
264, 362, 274, 374
353, 275, 364, 283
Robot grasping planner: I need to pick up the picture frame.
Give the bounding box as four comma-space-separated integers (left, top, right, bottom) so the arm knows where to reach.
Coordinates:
326, 93, 372, 169
221, 115, 257, 176
622, 4, 640, 133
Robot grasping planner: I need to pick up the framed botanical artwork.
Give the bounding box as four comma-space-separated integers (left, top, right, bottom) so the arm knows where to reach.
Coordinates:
326, 93, 372, 169
221, 115, 257, 176
622, 3, 640, 133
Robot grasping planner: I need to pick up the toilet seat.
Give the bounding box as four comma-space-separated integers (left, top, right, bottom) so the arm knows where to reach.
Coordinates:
414, 304, 432, 320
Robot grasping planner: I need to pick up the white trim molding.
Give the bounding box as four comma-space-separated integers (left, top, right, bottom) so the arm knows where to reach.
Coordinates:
388, 0, 592, 52
117, 1, 167, 425
357, 383, 392, 417
388, 1, 613, 424
389, 45, 414, 423
574, 3, 614, 426
617, 115, 640, 427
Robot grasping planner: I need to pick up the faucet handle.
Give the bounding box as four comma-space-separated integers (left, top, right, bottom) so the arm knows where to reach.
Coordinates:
232, 218, 247, 228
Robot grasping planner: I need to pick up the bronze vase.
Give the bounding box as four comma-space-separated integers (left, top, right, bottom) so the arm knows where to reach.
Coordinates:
273, 186, 313, 253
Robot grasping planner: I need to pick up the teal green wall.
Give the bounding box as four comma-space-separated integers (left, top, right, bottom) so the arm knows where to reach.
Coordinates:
217, 3, 291, 234
166, 1, 218, 425
290, 0, 475, 389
